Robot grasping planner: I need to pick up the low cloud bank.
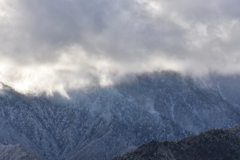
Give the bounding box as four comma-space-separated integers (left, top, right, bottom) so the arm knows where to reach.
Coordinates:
0, 0, 240, 95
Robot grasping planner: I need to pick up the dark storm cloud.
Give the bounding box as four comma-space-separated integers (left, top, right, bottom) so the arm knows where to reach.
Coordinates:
0, 0, 240, 94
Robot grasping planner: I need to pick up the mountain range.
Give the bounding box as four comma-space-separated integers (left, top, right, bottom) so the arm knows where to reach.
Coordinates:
0, 71, 240, 160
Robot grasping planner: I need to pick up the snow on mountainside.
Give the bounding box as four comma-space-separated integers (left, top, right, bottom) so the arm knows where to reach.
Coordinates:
0, 144, 43, 160
0, 71, 240, 160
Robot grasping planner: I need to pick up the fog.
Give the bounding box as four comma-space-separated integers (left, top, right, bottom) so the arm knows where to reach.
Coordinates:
0, 0, 240, 95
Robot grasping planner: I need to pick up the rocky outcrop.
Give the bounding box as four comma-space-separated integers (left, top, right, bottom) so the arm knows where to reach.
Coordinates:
111, 124, 240, 160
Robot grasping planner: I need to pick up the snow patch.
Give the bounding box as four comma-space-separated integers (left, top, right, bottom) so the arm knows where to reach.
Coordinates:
217, 81, 226, 100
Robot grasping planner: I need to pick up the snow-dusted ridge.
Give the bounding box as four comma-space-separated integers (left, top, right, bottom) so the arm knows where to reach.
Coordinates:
0, 71, 240, 160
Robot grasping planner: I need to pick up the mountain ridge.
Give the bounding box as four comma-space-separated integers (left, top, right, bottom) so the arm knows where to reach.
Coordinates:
0, 71, 240, 160
111, 124, 240, 160
0, 144, 43, 160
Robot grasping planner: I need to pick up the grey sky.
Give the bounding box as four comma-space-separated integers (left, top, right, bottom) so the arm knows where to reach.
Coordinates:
0, 0, 240, 94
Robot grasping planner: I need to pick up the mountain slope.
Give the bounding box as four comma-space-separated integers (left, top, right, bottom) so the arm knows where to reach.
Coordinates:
111, 124, 240, 160
0, 71, 240, 160
0, 144, 43, 160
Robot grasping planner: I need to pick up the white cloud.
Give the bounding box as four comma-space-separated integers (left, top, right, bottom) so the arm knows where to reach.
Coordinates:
0, 0, 240, 95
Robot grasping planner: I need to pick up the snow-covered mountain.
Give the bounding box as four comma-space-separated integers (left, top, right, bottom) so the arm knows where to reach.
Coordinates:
0, 71, 240, 160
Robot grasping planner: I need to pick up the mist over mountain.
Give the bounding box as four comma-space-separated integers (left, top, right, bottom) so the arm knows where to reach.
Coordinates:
1, 0, 240, 159
1, 0, 240, 95
0, 71, 240, 160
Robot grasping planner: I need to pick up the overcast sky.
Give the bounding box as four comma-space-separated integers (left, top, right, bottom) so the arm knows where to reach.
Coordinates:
0, 0, 240, 95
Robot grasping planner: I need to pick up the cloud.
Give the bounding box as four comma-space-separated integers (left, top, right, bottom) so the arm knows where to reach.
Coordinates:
0, 0, 240, 95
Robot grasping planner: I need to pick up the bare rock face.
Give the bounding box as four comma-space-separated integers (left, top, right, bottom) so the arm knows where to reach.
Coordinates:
0, 144, 43, 160
111, 124, 240, 160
